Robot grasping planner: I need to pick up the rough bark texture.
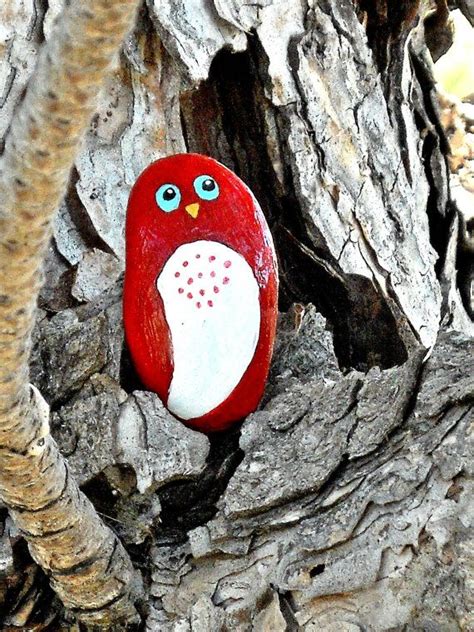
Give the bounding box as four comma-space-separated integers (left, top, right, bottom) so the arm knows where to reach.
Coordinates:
1, 0, 473, 630
0, 0, 142, 626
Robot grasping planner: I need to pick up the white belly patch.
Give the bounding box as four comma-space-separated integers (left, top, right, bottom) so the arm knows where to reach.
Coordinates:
157, 240, 260, 420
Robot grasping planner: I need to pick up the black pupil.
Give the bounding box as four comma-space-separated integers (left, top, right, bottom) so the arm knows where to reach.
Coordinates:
202, 178, 215, 191
163, 187, 176, 201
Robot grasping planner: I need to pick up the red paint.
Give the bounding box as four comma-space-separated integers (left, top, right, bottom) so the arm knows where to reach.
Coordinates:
124, 153, 278, 433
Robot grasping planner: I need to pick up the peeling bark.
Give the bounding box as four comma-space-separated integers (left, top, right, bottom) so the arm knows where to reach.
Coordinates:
1, 0, 473, 630
0, 0, 142, 627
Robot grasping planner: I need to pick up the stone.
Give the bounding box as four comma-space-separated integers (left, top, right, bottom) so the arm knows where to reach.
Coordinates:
124, 154, 278, 433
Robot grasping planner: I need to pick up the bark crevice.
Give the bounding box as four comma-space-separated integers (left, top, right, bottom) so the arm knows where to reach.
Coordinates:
1, 0, 472, 629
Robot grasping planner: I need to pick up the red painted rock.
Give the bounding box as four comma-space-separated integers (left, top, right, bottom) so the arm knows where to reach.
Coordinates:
123, 153, 278, 433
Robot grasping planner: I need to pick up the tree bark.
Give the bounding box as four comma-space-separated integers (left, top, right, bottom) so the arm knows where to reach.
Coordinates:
1, 0, 472, 630
0, 0, 142, 627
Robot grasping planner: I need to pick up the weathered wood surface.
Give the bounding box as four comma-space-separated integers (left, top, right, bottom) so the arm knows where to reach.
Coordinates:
0, 0, 143, 626
1, 0, 473, 629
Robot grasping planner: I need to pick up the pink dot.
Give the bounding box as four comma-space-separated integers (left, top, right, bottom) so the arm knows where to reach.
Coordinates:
209, 256, 216, 262
187, 277, 193, 285
187, 292, 193, 299
198, 272, 203, 278
223, 277, 230, 284
213, 286, 220, 294
196, 254, 201, 259
224, 260, 231, 268
183, 261, 189, 267
175, 271, 180, 278
208, 300, 213, 307
196, 301, 202, 309
178, 288, 184, 294
199, 289, 205, 296
210, 271, 216, 278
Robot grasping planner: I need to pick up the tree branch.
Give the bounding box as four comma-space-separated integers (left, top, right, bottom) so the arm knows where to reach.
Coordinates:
0, 0, 141, 626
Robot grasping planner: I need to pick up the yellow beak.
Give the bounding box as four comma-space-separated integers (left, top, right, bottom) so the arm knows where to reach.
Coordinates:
185, 202, 200, 219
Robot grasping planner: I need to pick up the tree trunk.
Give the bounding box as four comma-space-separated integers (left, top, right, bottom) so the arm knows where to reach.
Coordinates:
0, 0, 142, 627
1, 0, 472, 630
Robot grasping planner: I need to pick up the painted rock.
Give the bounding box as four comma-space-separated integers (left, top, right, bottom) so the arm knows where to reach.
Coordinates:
123, 153, 278, 433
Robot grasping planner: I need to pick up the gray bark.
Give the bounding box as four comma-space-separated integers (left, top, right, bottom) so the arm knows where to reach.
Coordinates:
0, 0, 142, 626
1, 0, 472, 630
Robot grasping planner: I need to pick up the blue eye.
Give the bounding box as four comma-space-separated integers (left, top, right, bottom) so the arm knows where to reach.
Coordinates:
193, 175, 219, 201
156, 184, 181, 212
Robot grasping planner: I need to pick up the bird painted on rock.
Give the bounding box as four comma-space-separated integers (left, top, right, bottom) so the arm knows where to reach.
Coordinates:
123, 153, 278, 433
